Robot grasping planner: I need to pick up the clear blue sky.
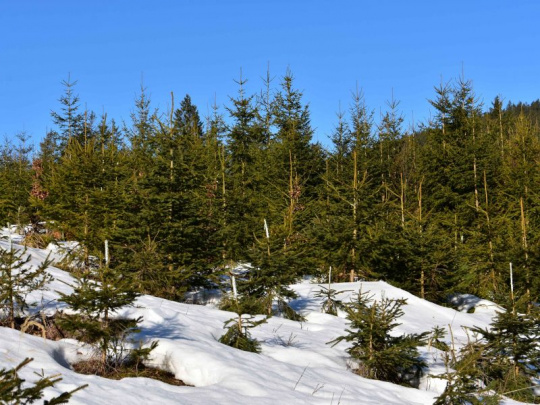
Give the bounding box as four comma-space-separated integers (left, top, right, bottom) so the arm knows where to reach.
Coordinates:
1, 0, 539, 149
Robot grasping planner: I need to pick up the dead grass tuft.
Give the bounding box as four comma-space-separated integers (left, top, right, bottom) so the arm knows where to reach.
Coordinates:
72, 359, 189, 386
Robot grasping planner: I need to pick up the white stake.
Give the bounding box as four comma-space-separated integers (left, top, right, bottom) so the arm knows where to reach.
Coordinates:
105, 240, 109, 266
231, 275, 237, 300
264, 219, 270, 239
7, 222, 11, 248
329, 266, 332, 287
509, 262, 514, 300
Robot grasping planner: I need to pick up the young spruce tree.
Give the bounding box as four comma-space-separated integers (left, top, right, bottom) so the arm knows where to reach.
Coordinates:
330, 289, 428, 386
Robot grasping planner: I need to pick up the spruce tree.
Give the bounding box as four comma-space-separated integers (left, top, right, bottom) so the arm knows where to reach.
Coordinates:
0, 357, 86, 404
263, 70, 324, 276
114, 87, 169, 296
120, 91, 219, 299
240, 219, 306, 320
50, 76, 87, 154
0, 133, 34, 228
38, 117, 127, 266
321, 88, 376, 281
0, 244, 52, 329
420, 77, 504, 299
219, 297, 265, 353
467, 300, 540, 403
57, 258, 146, 372
330, 289, 428, 386
223, 73, 266, 264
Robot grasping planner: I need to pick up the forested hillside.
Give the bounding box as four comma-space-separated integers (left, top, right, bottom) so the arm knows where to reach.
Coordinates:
1, 71, 539, 310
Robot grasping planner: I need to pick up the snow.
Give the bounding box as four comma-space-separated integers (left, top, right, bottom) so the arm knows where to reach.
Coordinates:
0, 238, 529, 404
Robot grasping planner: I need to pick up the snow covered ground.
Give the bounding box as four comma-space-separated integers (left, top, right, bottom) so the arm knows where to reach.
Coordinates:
0, 235, 527, 404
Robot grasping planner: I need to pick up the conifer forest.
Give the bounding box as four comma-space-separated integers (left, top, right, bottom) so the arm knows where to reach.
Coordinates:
2, 71, 540, 309
4, 69, 540, 403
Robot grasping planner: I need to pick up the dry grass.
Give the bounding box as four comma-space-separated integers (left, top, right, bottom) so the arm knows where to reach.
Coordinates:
72, 359, 189, 386
23, 231, 59, 249
1, 313, 65, 340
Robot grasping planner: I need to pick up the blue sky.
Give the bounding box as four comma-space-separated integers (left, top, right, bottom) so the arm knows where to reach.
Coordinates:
1, 1, 538, 149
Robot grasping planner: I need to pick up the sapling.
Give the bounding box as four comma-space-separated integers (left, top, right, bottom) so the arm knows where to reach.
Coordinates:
434, 295, 540, 404
58, 242, 156, 374
0, 357, 87, 404
315, 266, 351, 316
329, 289, 428, 386
219, 296, 266, 353
0, 244, 52, 329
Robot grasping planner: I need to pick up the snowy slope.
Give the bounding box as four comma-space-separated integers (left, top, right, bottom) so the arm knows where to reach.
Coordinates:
0, 238, 525, 404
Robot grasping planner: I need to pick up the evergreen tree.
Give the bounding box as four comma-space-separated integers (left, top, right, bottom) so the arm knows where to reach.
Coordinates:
223, 73, 266, 264
114, 87, 168, 296
433, 341, 492, 405
57, 257, 147, 372
315, 268, 351, 315
330, 290, 428, 386
0, 244, 51, 329
311, 88, 376, 282
119, 91, 219, 299
174, 94, 204, 139
420, 77, 503, 298
240, 219, 306, 320
37, 117, 127, 265
263, 70, 324, 275
0, 357, 86, 404
271, 69, 323, 202
375, 95, 404, 206
219, 297, 266, 353
499, 112, 540, 303
0, 133, 34, 227
50, 76, 88, 155
467, 300, 540, 403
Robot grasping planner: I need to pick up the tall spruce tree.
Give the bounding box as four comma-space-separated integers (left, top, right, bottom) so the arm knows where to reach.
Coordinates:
238, 71, 324, 318
50, 76, 89, 156
0, 133, 33, 227
311, 88, 376, 282
38, 115, 127, 266
224, 73, 266, 264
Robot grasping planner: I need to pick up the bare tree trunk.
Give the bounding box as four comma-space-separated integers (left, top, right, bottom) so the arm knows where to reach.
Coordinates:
418, 178, 425, 299
168, 93, 175, 273
472, 113, 479, 212
219, 145, 227, 261
499, 105, 504, 158
400, 172, 405, 228
351, 150, 358, 282
287, 150, 295, 240
483, 171, 496, 291
520, 197, 530, 308
169, 93, 175, 222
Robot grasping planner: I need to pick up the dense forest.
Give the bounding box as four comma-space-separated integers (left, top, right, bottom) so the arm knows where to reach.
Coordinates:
1, 70, 539, 311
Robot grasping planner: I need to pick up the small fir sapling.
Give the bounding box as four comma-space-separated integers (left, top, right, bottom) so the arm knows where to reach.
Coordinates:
241, 220, 306, 321
57, 242, 157, 373
0, 244, 52, 329
0, 357, 87, 404
434, 295, 540, 404
219, 292, 266, 353
330, 289, 428, 386
315, 266, 351, 316
433, 339, 495, 405
467, 298, 540, 403
428, 325, 450, 352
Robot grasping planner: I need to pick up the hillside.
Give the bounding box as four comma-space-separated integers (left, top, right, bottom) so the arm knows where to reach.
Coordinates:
0, 238, 529, 404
